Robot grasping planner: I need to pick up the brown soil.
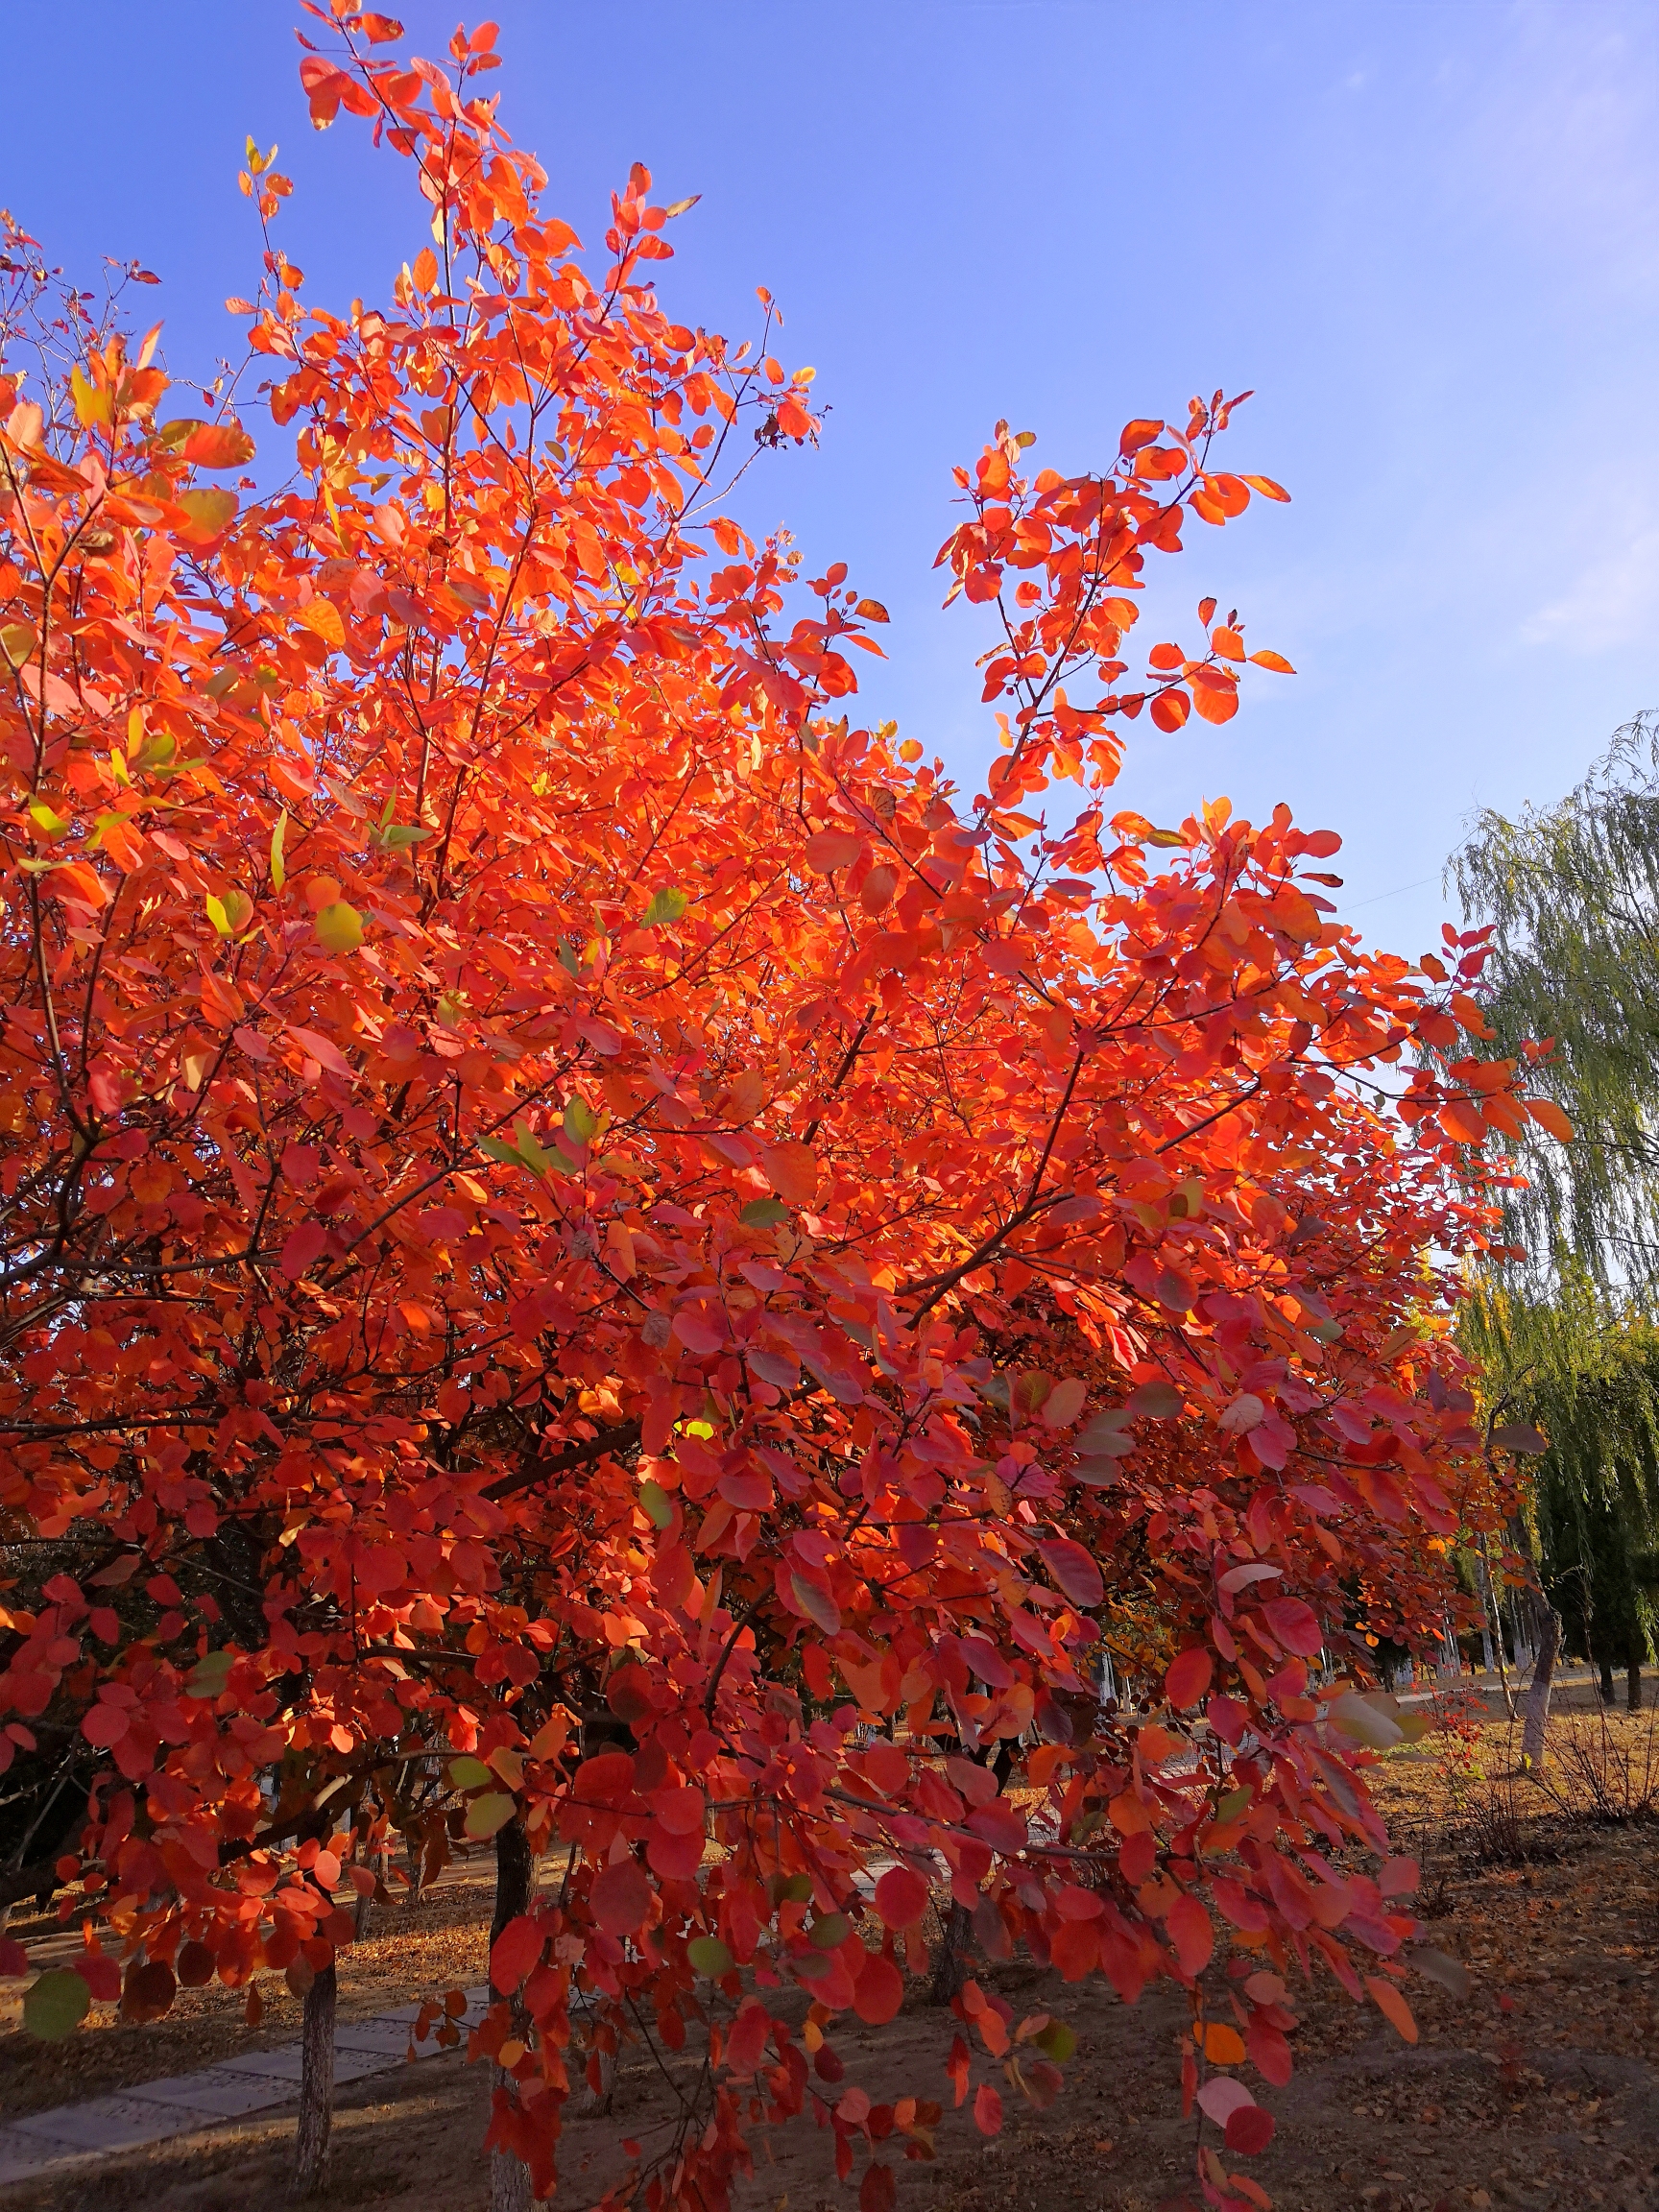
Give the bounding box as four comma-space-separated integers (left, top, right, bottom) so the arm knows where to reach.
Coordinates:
6, 1702, 1658, 2212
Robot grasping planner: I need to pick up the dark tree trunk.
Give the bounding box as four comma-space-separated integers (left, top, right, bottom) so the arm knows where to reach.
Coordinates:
1628, 1658, 1644, 1713
293, 1960, 337, 2198
930, 1901, 972, 2005
1520, 1595, 1560, 1768
491, 1815, 535, 2212
1599, 1655, 1617, 1706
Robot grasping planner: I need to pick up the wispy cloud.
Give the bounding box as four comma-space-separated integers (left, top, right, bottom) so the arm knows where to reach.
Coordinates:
1523, 526, 1659, 653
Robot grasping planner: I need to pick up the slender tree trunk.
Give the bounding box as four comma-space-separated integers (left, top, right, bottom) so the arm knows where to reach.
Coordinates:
1599, 1655, 1617, 1706
491, 1815, 535, 2212
294, 1960, 337, 2199
1520, 1596, 1560, 1768
1480, 1545, 1515, 1719
1628, 1658, 1644, 1713
930, 1901, 972, 2005
579, 2037, 617, 2118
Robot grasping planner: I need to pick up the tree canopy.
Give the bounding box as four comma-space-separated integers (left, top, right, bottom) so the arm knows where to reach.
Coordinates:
0, 12, 1551, 2209
1450, 711, 1659, 1290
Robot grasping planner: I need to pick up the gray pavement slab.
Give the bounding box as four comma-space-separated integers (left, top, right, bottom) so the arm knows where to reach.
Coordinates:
0, 2135, 72, 2188
12, 2093, 178, 2153
215, 2046, 307, 2084
125, 2067, 292, 2120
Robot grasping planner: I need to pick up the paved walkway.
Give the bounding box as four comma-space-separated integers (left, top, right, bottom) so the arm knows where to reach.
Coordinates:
0, 1985, 491, 2191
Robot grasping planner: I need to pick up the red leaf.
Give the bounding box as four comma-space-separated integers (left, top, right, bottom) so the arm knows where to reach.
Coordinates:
1035, 1538, 1103, 1609
490, 1913, 543, 1992
873, 1864, 930, 1929
1166, 1892, 1214, 1977
1261, 1598, 1323, 1657
590, 1857, 653, 1937
974, 2081, 1003, 2136
859, 2162, 897, 2212
853, 1950, 904, 2025
1165, 1647, 1213, 1709
1226, 2105, 1277, 2154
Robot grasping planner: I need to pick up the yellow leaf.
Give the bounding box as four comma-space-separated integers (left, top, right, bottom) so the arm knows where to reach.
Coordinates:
70, 364, 111, 428
314, 901, 364, 954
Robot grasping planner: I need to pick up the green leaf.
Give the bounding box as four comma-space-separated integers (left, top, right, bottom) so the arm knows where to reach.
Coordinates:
1, 622, 37, 668
564, 1095, 599, 1145
643, 887, 688, 928
557, 939, 581, 976
446, 1756, 493, 1791
28, 801, 71, 840
185, 1648, 235, 1699
24, 1969, 91, 2041
808, 1912, 850, 1950
478, 1134, 525, 1168
740, 1197, 790, 1228
134, 731, 178, 774
314, 901, 364, 954
381, 823, 432, 850
774, 1871, 813, 1904
1214, 1787, 1251, 1823
638, 1479, 673, 1529
1033, 2018, 1076, 2063
464, 1791, 517, 1840
270, 810, 287, 892
513, 1119, 554, 1175
1144, 827, 1187, 848
686, 1936, 733, 1978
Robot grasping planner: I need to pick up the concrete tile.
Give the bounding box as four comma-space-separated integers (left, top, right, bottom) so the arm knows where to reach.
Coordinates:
12, 2094, 178, 2153
335, 2020, 416, 2057
332, 2049, 396, 2085
216, 2046, 307, 2085
0, 2131, 80, 2187
126, 2069, 288, 2120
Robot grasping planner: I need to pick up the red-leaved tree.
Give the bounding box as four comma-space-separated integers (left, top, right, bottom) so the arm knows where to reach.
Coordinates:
1, 12, 1544, 2210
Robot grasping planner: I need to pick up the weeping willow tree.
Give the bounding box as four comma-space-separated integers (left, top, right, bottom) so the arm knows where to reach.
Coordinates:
1451, 710, 1659, 1289
1459, 1280, 1659, 1754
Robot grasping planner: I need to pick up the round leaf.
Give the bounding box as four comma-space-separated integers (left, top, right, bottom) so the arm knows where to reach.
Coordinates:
464, 1791, 517, 1839
687, 1935, 734, 1978
314, 901, 364, 954
24, 1969, 91, 2041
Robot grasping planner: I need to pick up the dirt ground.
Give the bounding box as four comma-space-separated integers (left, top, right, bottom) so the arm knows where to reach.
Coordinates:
5, 1697, 1657, 2212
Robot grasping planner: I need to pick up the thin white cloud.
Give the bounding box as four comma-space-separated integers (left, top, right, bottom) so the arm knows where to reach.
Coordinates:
1523, 526, 1659, 653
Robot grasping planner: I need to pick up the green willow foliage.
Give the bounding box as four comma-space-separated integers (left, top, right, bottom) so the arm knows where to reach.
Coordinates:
1451, 711, 1659, 1290
1460, 1281, 1659, 1692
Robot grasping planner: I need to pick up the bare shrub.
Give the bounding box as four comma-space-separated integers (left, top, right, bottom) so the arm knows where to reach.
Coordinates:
1532, 1707, 1659, 1823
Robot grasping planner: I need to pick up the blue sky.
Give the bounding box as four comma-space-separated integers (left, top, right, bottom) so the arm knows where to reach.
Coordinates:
4, 2, 1653, 964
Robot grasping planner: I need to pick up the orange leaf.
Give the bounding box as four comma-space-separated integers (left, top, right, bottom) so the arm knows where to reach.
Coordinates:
1525, 1097, 1574, 1142
1364, 1975, 1418, 2044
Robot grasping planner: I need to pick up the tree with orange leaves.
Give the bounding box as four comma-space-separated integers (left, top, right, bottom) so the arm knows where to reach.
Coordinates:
1, 12, 1543, 2210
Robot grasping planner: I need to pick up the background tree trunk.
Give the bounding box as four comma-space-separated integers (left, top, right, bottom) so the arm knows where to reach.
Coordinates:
1600, 1655, 1618, 1705
1628, 1656, 1644, 1712
293, 1959, 337, 2198
490, 1815, 535, 2212
930, 1901, 972, 2005
1520, 1594, 1560, 1767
